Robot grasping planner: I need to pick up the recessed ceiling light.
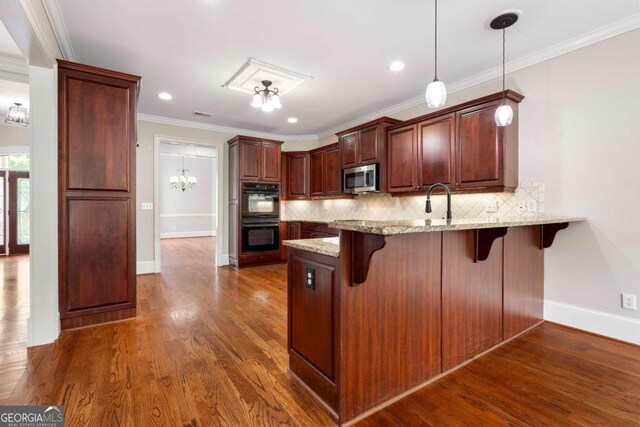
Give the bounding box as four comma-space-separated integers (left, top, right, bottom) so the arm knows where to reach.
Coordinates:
388, 61, 405, 71
287, 117, 298, 124
158, 92, 172, 100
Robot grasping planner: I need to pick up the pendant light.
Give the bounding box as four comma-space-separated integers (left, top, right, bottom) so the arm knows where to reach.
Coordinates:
425, 0, 446, 108
490, 13, 518, 127
169, 155, 197, 192
4, 103, 30, 127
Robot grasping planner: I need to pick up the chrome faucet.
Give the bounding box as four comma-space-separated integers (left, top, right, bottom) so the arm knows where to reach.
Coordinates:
425, 183, 452, 220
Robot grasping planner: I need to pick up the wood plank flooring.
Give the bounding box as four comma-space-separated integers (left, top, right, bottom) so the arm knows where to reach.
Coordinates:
2, 237, 640, 426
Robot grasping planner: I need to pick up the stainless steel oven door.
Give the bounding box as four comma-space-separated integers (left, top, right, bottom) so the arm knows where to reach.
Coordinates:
343, 164, 379, 193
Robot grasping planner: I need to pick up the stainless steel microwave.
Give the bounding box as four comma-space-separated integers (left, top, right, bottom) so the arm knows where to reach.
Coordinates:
343, 164, 379, 193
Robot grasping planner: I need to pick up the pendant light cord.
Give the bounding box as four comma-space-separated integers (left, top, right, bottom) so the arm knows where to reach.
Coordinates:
502, 27, 506, 94
434, 0, 438, 80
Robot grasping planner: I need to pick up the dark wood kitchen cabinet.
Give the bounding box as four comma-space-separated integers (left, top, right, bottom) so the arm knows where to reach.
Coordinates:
228, 136, 283, 182
58, 60, 140, 329
288, 248, 339, 409
386, 91, 523, 195
228, 136, 284, 269
282, 143, 347, 200
282, 152, 310, 200
310, 143, 342, 197
337, 118, 401, 168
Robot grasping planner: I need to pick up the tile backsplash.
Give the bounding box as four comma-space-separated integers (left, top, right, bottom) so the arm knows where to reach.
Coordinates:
281, 182, 545, 222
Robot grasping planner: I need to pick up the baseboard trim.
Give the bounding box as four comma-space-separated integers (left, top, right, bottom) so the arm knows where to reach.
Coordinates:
136, 260, 156, 275
160, 231, 215, 239
544, 300, 640, 345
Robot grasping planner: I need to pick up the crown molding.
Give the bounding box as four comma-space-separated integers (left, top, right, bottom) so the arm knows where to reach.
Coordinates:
137, 113, 319, 142
0, 55, 29, 83
42, 0, 76, 61
317, 13, 640, 139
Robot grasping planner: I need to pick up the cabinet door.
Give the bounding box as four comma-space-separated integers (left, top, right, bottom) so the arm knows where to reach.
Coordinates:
340, 131, 359, 168
387, 125, 418, 193
285, 153, 310, 199
239, 140, 262, 181
289, 254, 336, 380
442, 230, 503, 371
323, 145, 341, 196
262, 142, 281, 182
456, 102, 503, 189
358, 125, 379, 164
418, 113, 455, 189
310, 151, 325, 196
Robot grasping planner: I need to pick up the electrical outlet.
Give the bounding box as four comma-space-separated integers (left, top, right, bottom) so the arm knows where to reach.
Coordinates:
485, 200, 498, 213
141, 202, 153, 211
622, 293, 637, 310
527, 199, 537, 213
517, 201, 526, 213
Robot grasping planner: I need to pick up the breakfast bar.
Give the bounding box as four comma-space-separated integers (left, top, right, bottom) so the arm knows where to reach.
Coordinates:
284, 215, 585, 425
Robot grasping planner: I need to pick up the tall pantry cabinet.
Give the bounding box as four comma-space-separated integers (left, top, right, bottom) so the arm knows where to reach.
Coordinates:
57, 60, 141, 329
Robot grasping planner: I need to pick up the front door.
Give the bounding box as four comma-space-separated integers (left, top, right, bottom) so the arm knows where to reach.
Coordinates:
8, 171, 29, 255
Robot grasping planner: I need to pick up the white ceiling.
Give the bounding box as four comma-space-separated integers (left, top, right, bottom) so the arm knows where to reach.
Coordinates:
52, 0, 640, 136
0, 20, 23, 59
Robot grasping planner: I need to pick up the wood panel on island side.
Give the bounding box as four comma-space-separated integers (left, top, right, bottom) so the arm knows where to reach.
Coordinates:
287, 222, 583, 424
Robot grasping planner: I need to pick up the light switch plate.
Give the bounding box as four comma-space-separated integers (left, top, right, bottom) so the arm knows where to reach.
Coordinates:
141, 202, 153, 211
527, 199, 537, 213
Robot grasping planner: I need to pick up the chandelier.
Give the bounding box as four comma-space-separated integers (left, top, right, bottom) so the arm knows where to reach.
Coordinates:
5, 103, 30, 127
169, 156, 197, 191
251, 80, 282, 112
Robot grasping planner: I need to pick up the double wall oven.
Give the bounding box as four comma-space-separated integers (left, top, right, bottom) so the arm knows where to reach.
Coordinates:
241, 183, 280, 253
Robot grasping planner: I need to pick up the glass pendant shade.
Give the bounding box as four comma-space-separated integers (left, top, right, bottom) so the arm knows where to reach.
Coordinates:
261, 102, 274, 112
495, 104, 513, 127
169, 175, 179, 184
425, 79, 447, 108
5, 103, 30, 127
271, 93, 281, 109
251, 93, 263, 108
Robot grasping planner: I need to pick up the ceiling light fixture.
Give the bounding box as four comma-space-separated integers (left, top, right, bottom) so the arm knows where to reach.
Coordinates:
251, 80, 281, 112
158, 92, 172, 100
169, 156, 197, 192
491, 12, 518, 127
425, 0, 446, 108
4, 103, 29, 127
389, 61, 405, 71
287, 117, 298, 123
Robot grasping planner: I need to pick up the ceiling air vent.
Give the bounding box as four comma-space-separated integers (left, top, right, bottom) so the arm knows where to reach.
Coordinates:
193, 111, 212, 117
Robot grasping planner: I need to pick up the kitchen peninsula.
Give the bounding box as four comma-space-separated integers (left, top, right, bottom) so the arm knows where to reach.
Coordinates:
284, 215, 585, 424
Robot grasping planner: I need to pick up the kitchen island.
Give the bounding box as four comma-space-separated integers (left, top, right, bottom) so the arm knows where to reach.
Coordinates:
283, 215, 585, 425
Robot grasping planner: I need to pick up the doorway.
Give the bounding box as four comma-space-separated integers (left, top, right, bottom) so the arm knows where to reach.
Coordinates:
0, 156, 30, 256
153, 135, 225, 272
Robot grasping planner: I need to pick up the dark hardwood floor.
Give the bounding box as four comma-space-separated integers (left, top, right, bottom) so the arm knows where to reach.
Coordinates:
2, 238, 640, 426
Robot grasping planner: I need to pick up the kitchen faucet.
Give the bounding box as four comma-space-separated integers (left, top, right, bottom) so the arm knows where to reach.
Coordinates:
425, 183, 452, 220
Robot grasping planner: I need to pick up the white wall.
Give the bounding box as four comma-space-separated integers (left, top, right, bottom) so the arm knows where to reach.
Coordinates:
0, 123, 29, 147
159, 145, 217, 239
318, 29, 640, 342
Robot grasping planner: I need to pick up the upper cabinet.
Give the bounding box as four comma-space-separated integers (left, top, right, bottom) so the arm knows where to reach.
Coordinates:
282, 152, 310, 200
228, 136, 284, 182
337, 117, 402, 169
386, 91, 523, 194
283, 143, 345, 200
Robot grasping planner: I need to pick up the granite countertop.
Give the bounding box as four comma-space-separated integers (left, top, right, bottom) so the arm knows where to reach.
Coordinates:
330, 215, 587, 236
283, 237, 340, 257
